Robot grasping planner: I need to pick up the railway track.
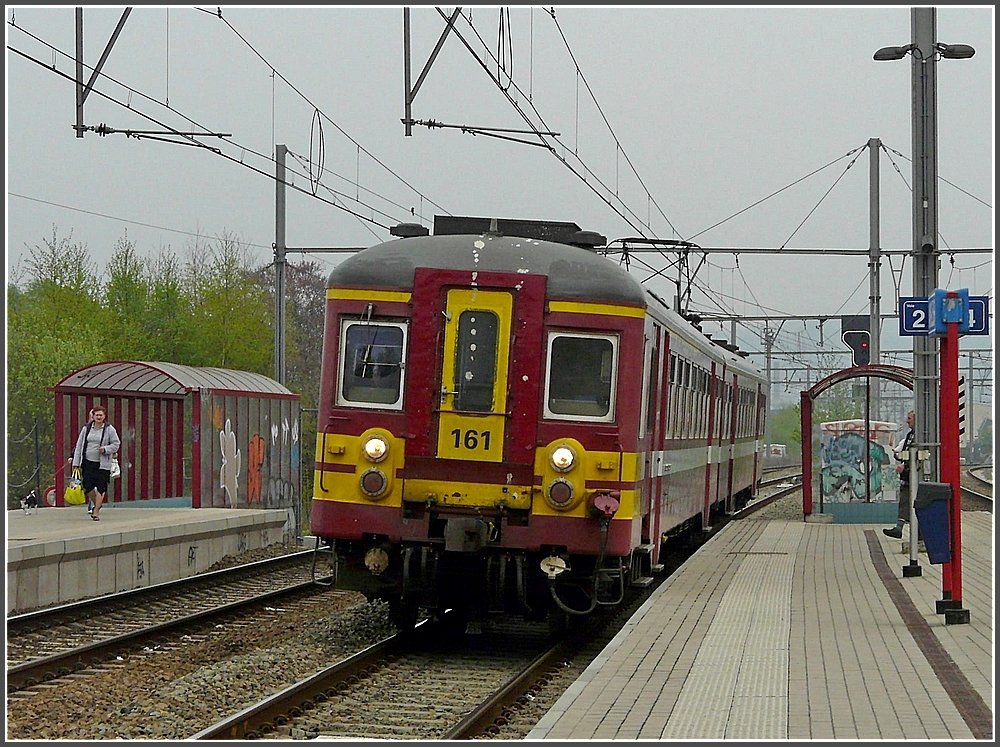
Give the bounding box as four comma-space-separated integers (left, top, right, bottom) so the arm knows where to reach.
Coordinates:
191, 613, 549, 740
6, 551, 336, 693
191, 583, 666, 740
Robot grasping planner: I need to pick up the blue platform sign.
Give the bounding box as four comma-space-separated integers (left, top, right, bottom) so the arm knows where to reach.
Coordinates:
899, 296, 989, 336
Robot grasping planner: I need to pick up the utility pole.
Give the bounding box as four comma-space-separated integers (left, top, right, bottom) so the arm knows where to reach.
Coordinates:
910, 8, 940, 483
275, 144, 287, 386
762, 325, 777, 453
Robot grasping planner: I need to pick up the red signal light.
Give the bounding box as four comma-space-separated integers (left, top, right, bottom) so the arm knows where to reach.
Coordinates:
842, 330, 871, 365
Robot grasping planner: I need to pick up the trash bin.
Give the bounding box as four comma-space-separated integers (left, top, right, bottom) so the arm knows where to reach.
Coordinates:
914, 482, 952, 564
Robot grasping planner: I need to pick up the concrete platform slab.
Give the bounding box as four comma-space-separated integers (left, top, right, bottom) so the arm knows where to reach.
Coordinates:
6, 506, 292, 613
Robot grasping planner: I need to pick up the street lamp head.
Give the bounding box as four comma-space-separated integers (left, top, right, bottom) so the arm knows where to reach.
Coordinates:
873, 44, 914, 61
936, 42, 976, 59
874, 42, 976, 62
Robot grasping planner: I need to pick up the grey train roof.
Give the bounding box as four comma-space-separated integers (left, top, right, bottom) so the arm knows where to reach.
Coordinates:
327, 233, 648, 306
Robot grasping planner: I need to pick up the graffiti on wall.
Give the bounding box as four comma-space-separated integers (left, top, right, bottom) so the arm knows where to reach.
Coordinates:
247, 433, 266, 504
220, 418, 241, 507
263, 476, 297, 509
216, 413, 299, 509
820, 431, 892, 502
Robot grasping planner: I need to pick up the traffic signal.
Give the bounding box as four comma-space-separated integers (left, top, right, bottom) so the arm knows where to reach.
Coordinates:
842, 330, 871, 366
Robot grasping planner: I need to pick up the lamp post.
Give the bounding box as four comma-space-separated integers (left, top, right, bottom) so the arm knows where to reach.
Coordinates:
873, 8, 975, 487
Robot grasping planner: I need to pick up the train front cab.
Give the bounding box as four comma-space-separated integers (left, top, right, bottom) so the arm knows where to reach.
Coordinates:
311, 267, 656, 620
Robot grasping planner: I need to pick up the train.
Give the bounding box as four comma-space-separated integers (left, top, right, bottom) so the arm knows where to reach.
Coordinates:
310, 215, 767, 629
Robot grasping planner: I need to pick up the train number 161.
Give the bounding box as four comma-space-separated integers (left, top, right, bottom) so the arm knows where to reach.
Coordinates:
450, 428, 492, 451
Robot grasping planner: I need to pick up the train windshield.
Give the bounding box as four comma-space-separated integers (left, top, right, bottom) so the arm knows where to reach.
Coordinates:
544, 333, 617, 420
337, 320, 407, 408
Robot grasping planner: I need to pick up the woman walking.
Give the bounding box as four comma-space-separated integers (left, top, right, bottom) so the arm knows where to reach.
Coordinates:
71, 404, 121, 520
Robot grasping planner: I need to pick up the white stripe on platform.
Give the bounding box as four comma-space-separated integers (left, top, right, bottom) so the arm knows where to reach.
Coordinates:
660, 522, 802, 739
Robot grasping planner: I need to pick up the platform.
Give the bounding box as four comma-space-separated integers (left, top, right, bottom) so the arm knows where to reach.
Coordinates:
6, 505, 292, 613
528, 512, 993, 740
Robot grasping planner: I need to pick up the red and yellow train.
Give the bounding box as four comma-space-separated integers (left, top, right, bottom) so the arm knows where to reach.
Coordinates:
311, 216, 766, 626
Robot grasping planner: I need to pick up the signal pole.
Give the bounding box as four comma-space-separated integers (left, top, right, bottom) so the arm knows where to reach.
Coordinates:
868, 138, 882, 417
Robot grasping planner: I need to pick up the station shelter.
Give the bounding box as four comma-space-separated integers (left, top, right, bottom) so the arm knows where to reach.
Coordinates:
49, 361, 302, 535
815, 418, 901, 523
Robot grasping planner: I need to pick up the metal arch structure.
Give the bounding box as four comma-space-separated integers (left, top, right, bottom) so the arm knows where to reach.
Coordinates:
799, 364, 914, 516
51, 361, 301, 537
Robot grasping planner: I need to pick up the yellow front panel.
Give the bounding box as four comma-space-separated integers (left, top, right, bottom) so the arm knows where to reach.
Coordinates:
403, 476, 532, 510
530, 440, 640, 518
312, 429, 403, 506
436, 289, 513, 462
437, 412, 506, 461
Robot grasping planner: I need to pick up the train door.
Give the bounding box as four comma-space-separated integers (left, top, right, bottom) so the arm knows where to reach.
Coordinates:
725, 375, 739, 513
641, 324, 667, 564
407, 268, 546, 471
752, 381, 765, 493
703, 362, 718, 528
436, 288, 512, 462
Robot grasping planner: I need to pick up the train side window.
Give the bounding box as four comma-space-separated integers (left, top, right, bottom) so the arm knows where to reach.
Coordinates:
544, 333, 617, 421
337, 320, 407, 409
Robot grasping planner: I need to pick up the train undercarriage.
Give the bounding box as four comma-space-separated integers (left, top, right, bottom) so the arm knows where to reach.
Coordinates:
311, 535, 661, 631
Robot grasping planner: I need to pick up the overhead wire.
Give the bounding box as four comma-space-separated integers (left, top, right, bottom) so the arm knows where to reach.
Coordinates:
777, 148, 866, 250
444, 9, 656, 238
7, 14, 438, 241
203, 7, 451, 221
7, 192, 272, 251
483, 10, 910, 336
684, 147, 866, 244
6, 41, 392, 232
546, 9, 682, 238
10, 11, 989, 362
881, 143, 992, 209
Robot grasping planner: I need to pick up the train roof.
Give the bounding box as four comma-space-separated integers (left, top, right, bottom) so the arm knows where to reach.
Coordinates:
328, 217, 763, 382
327, 231, 648, 306
645, 292, 765, 380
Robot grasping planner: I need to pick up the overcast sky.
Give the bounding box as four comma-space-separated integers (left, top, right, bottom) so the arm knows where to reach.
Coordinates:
5, 5, 994, 395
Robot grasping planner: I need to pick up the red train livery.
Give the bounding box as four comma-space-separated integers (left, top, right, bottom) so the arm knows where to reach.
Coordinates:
310, 216, 766, 627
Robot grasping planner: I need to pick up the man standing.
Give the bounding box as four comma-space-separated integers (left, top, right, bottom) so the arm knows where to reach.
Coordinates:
883, 409, 915, 538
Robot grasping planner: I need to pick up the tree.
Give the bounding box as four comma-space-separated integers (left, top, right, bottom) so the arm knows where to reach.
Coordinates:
769, 404, 804, 447
184, 232, 272, 372
6, 228, 105, 501
104, 232, 150, 360
277, 259, 328, 524
143, 248, 199, 362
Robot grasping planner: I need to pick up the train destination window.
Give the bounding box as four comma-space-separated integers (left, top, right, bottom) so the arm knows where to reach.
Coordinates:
337, 320, 407, 408
544, 333, 617, 420
452, 310, 499, 412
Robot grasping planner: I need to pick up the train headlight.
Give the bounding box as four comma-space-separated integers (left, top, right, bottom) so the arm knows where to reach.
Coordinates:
362, 435, 389, 463
550, 445, 576, 472
360, 469, 388, 497
545, 478, 575, 510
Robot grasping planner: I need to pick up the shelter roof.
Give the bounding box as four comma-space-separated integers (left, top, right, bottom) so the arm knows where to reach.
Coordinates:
53, 361, 293, 396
